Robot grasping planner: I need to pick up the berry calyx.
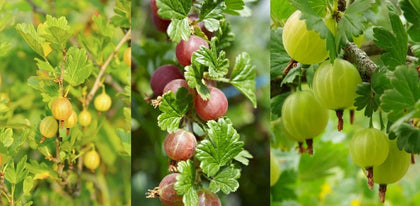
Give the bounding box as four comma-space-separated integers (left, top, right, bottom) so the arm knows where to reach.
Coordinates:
79, 109, 92, 127
94, 92, 112, 112
176, 35, 209, 66
164, 129, 197, 161
150, 65, 185, 96
39, 116, 58, 143
194, 86, 228, 121
52, 97, 73, 121
84, 150, 100, 171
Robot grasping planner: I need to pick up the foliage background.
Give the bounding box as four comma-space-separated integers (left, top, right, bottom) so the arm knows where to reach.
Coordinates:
131, 0, 271, 205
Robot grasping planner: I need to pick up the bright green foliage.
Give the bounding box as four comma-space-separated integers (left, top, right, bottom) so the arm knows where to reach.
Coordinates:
349, 128, 389, 168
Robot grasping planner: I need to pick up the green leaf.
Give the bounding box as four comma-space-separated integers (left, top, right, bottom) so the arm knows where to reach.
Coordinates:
23, 176, 34, 195
233, 150, 253, 165
208, 165, 240, 194
157, 0, 192, 19
196, 118, 244, 177
192, 38, 229, 79
0, 128, 13, 147
185, 64, 210, 100
64, 47, 93, 86
271, 92, 291, 119
157, 87, 193, 133
229, 52, 257, 107
270, 0, 295, 25
0, 42, 11, 58
16, 23, 44, 57
175, 160, 198, 206
25, 160, 58, 180
289, 0, 336, 61
373, 11, 408, 69
116, 128, 131, 156
167, 18, 190, 43
214, 20, 235, 51
270, 28, 291, 78
35, 58, 55, 73
400, 0, 420, 42
280, 66, 302, 86
200, 0, 223, 32
38, 15, 72, 51
381, 66, 420, 122
92, 15, 114, 39
110, 0, 131, 29
5, 156, 28, 184
271, 169, 298, 202
225, 0, 250, 16
395, 123, 420, 153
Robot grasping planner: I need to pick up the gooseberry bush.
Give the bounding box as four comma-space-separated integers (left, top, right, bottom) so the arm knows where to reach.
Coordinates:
0, 0, 131, 205
271, 0, 419, 204
136, 0, 261, 205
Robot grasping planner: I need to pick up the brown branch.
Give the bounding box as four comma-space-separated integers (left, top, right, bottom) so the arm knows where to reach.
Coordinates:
343, 42, 377, 81
25, 0, 47, 16
104, 74, 124, 93
270, 78, 291, 98
85, 29, 131, 107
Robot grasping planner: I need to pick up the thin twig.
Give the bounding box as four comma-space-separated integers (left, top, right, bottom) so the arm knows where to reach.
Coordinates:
25, 0, 47, 16
85, 29, 131, 107
343, 42, 377, 81
104, 74, 124, 93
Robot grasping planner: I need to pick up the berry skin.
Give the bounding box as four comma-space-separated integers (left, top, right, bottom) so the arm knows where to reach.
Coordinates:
64, 111, 78, 128
312, 58, 362, 110
150, 0, 171, 33
94, 92, 112, 112
150, 65, 185, 96
84, 150, 100, 171
270, 153, 281, 186
159, 173, 184, 206
282, 10, 329, 64
163, 79, 190, 95
197, 189, 221, 206
123, 47, 131, 66
52, 97, 73, 121
40, 116, 58, 138
79, 109, 92, 127
194, 87, 228, 121
164, 129, 197, 161
176, 35, 209, 66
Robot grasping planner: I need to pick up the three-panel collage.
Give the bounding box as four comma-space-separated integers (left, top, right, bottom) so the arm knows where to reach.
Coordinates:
0, 0, 419, 205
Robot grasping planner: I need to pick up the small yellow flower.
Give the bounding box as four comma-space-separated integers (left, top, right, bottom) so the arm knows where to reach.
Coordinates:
319, 182, 332, 200
350, 199, 361, 206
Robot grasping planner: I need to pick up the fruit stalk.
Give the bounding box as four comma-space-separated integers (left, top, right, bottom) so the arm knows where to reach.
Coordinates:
336, 110, 344, 131
366, 167, 373, 190
305, 139, 313, 155
379, 184, 387, 203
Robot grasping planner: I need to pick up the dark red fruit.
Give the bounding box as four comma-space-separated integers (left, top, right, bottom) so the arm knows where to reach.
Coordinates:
164, 130, 197, 161
189, 14, 213, 40
194, 87, 228, 121
159, 173, 184, 206
176, 35, 209, 66
150, 65, 184, 96
198, 190, 221, 206
150, 0, 171, 33
163, 79, 190, 95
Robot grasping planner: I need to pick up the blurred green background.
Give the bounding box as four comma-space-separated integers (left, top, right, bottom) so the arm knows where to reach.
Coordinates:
131, 0, 271, 205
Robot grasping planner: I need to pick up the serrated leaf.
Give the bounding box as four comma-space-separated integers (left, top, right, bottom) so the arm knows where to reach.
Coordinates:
0, 128, 13, 147
175, 160, 198, 206
157, 0, 191, 19
229, 52, 257, 107
280, 66, 302, 86
400, 0, 420, 42
25, 160, 58, 180
208, 166, 240, 194
16, 23, 44, 57
185, 64, 210, 100
233, 150, 253, 165
64, 47, 93, 86
23, 176, 34, 195
157, 87, 193, 132
38, 15, 72, 50
270, 28, 291, 78
92, 15, 114, 39
395, 123, 420, 153
5, 156, 28, 184
196, 118, 244, 177
381, 66, 420, 122
215, 20, 235, 51
192, 38, 229, 79
373, 11, 407, 68
167, 18, 190, 43
116, 128, 131, 156
110, 0, 131, 29
35, 58, 55, 73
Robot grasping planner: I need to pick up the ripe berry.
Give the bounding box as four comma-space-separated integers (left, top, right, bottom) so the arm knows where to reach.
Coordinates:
349, 128, 389, 189
164, 129, 197, 161
176, 35, 209, 66
94, 92, 112, 112
281, 90, 328, 154
150, 65, 184, 96
194, 86, 228, 121
159, 173, 183, 206
52, 97, 73, 121
40, 116, 58, 140
150, 0, 171, 33
197, 189, 221, 206
282, 10, 329, 64
84, 150, 100, 171
163, 79, 190, 95
79, 109, 92, 127
123, 47, 131, 66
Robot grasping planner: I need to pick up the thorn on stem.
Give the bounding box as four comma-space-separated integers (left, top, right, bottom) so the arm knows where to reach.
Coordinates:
336, 110, 344, 131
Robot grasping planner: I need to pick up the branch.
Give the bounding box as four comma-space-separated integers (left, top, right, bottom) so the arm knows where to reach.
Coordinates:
25, 0, 47, 16
343, 42, 377, 81
270, 78, 291, 98
85, 29, 131, 107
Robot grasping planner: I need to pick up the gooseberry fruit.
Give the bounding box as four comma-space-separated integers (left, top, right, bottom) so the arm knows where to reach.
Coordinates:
189, 14, 213, 40
39, 116, 58, 143
176, 35, 209, 66
373, 140, 410, 203
52, 97, 73, 121
312, 58, 362, 131
150, 0, 171, 33
281, 90, 329, 154
349, 128, 389, 189
123, 47, 131, 66
194, 86, 228, 121
164, 129, 197, 161
163, 79, 190, 94
270, 153, 281, 186
84, 150, 100, 171
282, 10, 328, 64
159, 173, 183, 206
79, 109, 92, 127
94, 92, 112, 112
197, 189, 221, 206
150, 65, 185, 96
64, 111, 78, 135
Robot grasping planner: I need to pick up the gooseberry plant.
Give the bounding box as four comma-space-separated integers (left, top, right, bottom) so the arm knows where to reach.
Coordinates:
271, 0, 419, 204
143, 0, 257, 205
0, 0, 131, 205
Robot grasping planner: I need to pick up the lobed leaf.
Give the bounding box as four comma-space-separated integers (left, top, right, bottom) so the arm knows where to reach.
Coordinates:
229, 52, 257, 107
157, 88, 193, 133
175, 160, 198, 206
